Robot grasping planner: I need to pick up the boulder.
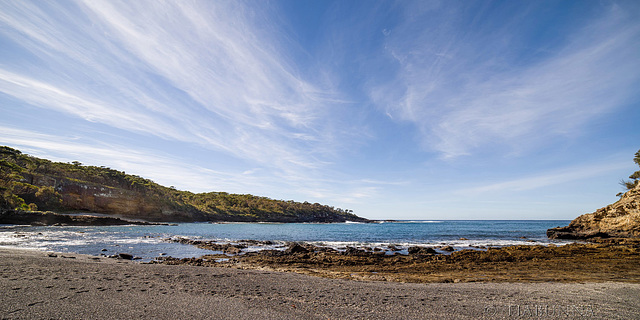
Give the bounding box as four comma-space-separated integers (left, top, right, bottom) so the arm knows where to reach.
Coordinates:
117, 253, 134, 260
343, 247, 366, 256
285, 243, 310, 254
223, 245, 243, 255
440, 246, 455, 252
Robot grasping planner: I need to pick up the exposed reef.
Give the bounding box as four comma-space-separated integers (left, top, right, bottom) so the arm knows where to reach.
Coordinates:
155, 240, 640, 283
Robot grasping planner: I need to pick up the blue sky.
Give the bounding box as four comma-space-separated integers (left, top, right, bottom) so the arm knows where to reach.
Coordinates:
1, 0, 639, 220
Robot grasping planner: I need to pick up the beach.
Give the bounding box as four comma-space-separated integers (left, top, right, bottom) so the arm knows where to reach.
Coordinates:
2, 248, 639, 319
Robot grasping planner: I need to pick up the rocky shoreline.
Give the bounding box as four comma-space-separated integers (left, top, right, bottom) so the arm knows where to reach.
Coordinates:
0, 209, 165, 226
547, 183, 640, 240
153, 238, 640, 283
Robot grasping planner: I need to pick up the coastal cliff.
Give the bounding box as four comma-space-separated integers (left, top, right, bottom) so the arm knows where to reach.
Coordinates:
547, 183, 640, 239
0, 146, 368, 223
547, 151, 640, 240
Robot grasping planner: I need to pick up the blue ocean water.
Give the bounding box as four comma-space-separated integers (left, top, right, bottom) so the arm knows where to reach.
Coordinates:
0, 220, 572, 261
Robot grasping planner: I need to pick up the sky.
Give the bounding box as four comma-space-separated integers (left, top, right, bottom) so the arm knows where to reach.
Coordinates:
1, 0, 639, 220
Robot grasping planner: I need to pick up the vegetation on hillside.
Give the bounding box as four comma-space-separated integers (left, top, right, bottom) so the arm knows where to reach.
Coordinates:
0, 146, 365, 222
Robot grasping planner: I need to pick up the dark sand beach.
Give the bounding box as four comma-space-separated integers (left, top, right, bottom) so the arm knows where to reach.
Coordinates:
2, 248, 639, 319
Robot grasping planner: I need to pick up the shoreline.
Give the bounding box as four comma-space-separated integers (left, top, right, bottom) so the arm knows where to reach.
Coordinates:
158, 239, 640, 284
2, 247, 639, 319
4, 225, 639, 284
1, 220, 576, 261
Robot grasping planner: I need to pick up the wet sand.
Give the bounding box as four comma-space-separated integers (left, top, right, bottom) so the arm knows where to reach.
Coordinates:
1, 248, 639, 319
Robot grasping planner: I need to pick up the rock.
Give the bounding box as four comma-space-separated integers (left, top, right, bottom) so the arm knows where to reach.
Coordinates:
459, 238, 469, 240
424, 247, 437, 254
548, 183, 640, 240
223, 246, 243, 255
440, 246, 455, 252
408, 246, 437, 255
285, 243, 310, 254
259, 250, 284, 257
0, 209, 164, 226
343, 247, 366, 255
407, 246, 421, 254
117, 253, 134, 260
101, 248, 108, 252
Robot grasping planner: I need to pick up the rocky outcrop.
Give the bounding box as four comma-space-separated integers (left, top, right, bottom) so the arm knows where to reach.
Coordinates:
0, 209, 163, 226
547, 183, 640, 239
53, 179, 206, 222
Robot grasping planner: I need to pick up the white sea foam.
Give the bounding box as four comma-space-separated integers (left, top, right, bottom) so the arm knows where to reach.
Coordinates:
0, 228, 165, 253
305, 239, 572, 253
0, 221, 575, 260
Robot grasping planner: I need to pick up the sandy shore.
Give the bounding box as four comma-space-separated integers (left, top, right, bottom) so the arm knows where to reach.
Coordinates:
1, 248, 639, 319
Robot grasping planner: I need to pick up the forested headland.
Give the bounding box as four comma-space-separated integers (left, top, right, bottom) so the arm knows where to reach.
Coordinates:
0, 146, 368, 223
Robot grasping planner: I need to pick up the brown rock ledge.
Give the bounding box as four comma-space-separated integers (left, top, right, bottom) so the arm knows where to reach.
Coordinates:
0, 209, 164, 226
547, 183, 640, 240
155, 241, 640, 284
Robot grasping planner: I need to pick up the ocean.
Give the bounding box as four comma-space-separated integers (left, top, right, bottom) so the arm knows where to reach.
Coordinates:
0, 220, 573, 261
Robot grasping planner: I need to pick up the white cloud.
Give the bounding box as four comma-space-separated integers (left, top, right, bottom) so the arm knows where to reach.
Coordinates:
0, 127, 387, 209
0, 69, 186, 140
460, 161, 631, 195
0, 0, 356, 179
372, 3, 640, 158
0, 126, 254, 193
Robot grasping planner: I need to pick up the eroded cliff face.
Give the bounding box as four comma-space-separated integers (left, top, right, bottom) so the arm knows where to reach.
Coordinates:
547, 183, 640, 239
45, 177, 204, 222
2, 147, 370, 223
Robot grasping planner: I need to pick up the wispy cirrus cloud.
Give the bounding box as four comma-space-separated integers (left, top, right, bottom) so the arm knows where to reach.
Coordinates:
0, 126, 387, 209
0, 126, 265, 193
460, 161, 632, 196
0, 0, 354, 177
0, 69, 187, 140
371, 2, 640, 158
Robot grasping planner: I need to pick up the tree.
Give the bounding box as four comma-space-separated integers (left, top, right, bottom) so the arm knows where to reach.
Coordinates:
621, 148, 640, 191
34, 186, 63, 209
